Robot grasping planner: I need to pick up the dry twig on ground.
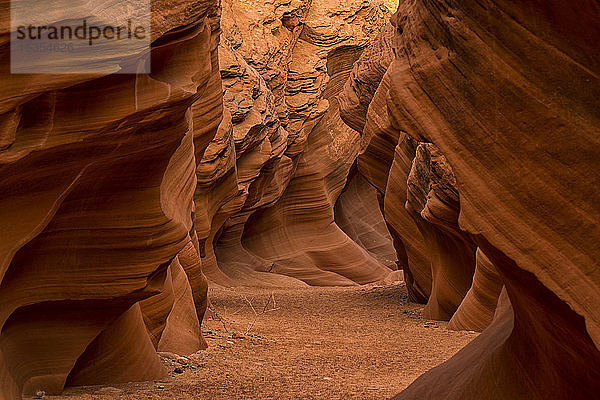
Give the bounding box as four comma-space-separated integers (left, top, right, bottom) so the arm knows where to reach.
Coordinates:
207, 290, 280, 336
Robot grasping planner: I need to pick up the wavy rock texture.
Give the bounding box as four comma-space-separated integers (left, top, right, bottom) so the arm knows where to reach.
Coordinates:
447, 248, 503, 332
334, 171, 397, 270
6, 0, 596, 398
0, 1, 222, 397
200, 43, 299, 287
405, 143, 476, 320
241, 90, 391, 284
340, 0, 600, 396
367, 0, 600, 398
341, 16, 505, 324
385, 134, 434, 302
204, 0, 397, 286
339, 21, 433, 302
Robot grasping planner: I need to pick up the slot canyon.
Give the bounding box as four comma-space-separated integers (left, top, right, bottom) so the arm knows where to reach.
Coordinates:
0, 0, 599, 399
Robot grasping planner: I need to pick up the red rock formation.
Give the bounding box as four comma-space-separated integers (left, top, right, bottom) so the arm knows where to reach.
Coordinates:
239, 36, 391, 284
448, 248, 503, 332
384, 134, 433, 302
339, 22, 433, 302
200, 43, 299, 286
8, 0, 597, 398
378, 0, 600, 398
0, 1, 222, 397
340, 0, 600, 395
334, 171, 398, 270
207, 0, 397, 286
344, 53, 480, 315
406, 143, 476, 320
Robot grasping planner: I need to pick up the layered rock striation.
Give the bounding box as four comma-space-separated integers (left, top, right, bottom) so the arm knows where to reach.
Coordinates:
0, 1, 223, 397
4, 0, 596, 398
0, 2, 401, 396
342, 0, 600, 398
207, 0, 398, 286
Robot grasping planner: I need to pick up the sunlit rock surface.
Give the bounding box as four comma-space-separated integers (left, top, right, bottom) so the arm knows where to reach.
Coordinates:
209, 0, 397, 286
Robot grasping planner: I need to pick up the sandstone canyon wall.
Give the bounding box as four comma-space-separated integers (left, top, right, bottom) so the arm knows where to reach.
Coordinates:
205, 0, 399, 286
1, 0, 599, 397
0, 0, 400, 397
0, 0, 223, 397
340, 0, 600, 398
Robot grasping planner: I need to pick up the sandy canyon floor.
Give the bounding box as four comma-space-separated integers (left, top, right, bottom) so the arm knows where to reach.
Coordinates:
45, 283, 476, 400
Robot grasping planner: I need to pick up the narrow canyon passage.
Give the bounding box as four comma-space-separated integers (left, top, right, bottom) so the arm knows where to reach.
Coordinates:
55, 282, 475, 400
1, 0, 598, 398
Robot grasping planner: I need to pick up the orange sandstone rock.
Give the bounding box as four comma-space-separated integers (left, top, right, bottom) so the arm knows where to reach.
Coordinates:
386, 0, 600, 398
0, 1, 222, 397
